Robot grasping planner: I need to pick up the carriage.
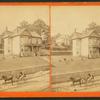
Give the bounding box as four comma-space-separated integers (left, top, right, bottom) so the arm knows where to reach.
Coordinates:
0, 66, 34, 85
70, 73, 95, 86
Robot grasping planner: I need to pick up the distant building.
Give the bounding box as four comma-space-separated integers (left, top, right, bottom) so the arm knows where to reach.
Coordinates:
72, 29, 100, 58
52, 34, 71, 49
3, 27, 42, 57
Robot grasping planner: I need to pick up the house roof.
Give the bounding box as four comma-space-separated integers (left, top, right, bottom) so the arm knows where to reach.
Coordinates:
11, 27, 31, 36
72, 29, 100, 40
12, 28, 41, 38
30, 31, 41, 38
2, 30, 13, 38
81, 29, 100, 38
3, 27, 41, 38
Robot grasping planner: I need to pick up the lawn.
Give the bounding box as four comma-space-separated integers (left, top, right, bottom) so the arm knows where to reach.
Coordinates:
0, 56, 49, 71
52, 55, 100, 75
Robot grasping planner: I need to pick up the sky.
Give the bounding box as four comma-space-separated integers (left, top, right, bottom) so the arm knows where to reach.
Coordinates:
51, 6, 100, 36
1, 6, 100, 36
0, 6, 49, 34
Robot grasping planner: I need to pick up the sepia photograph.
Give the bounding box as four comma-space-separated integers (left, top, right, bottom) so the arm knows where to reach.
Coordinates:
51, 6, 100, 92
0, 6, 50, 92
1, 2, 100, 97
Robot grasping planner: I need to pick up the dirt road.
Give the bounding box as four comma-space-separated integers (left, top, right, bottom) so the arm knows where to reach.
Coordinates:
52, 75, 100, 92
0, 70, 49, 92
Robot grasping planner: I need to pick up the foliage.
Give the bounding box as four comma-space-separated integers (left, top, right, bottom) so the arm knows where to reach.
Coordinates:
19, 19, 49, 48
20, 20, 29, 29
32, 19, 49, 36
85, 22, 100, 33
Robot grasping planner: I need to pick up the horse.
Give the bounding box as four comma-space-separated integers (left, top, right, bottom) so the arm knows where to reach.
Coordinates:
70, 77, 82, 86
64, 58, 66, 61
1, 74, 14, 85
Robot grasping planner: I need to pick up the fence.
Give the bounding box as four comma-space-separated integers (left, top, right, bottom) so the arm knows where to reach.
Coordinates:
51, 51, 72, 56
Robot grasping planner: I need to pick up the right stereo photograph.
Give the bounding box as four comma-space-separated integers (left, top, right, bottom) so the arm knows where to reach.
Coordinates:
51, 6, 100, 92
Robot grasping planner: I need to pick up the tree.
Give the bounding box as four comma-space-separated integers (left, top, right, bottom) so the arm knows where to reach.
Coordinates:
88, 22, 97, 30
52, 33, 62, 46
84, 22, 100, 34
32, 19, 49, 48
20, 20, 29, 28
32, 19, 49, 35
18, 19, 49, 48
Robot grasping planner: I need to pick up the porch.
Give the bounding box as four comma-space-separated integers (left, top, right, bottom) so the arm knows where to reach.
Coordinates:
20, 44, 41, 57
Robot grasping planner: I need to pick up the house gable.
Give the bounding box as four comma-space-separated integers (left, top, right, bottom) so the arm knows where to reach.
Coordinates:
20, 30, 32, 37
89, 31, 100, 37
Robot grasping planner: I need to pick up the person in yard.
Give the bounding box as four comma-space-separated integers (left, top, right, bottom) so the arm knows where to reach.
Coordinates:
64, 58, 66, 61
33, 46, 39, 56
59, 60, 61, 62
34, 49, 38, 56
20, 48, 24, 57
70, 57, 73, 61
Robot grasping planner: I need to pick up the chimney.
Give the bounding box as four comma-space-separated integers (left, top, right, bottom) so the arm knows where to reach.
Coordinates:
6, 26, 8, 31
74, 28, 77, 33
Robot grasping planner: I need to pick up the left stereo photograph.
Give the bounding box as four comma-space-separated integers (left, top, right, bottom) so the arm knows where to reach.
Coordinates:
0, 6, 50, 92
